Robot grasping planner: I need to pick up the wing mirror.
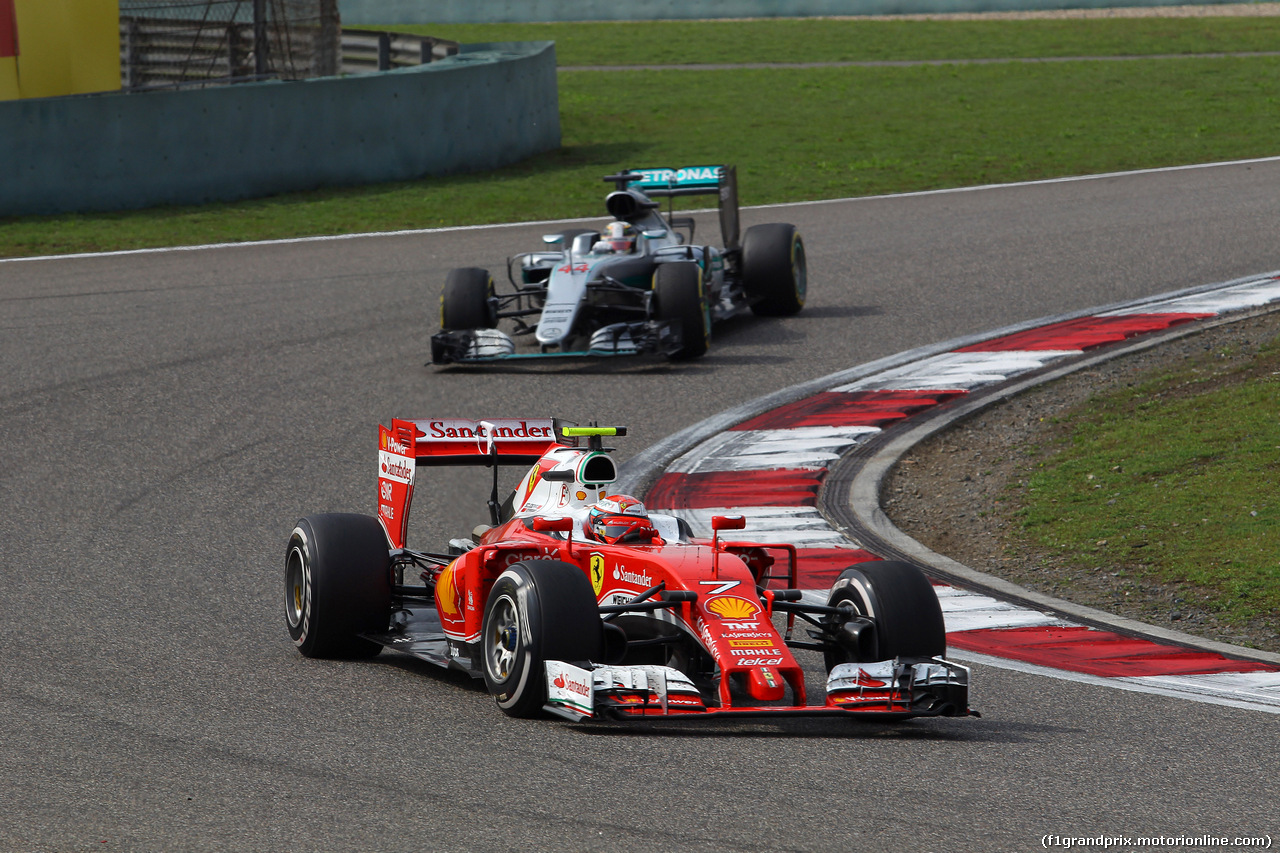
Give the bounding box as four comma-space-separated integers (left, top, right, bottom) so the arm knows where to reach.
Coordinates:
710, 515, 746, 579
532, 516, 574, 532
532, 515, 575, 555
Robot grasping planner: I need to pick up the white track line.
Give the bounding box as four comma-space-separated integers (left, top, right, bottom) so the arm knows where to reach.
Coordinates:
7, 156, 1280, 264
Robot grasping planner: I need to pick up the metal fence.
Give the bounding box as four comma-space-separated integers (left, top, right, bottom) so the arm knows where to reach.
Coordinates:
119, 0, 341, 90
341, 29, 459, 74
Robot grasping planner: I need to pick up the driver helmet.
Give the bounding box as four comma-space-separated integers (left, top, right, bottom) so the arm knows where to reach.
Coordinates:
603, 221, 636, 254
587, 494, 656, 544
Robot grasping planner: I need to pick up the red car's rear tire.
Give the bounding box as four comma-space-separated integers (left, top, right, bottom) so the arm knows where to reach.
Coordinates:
285, 513, 391, 659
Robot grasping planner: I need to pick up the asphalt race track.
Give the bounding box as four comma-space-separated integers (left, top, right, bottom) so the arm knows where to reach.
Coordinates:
3, 161, 1279, 851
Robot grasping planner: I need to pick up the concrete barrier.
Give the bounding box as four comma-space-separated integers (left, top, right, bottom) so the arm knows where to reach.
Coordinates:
0, 40, 558, 217
339, 0, 1243, 25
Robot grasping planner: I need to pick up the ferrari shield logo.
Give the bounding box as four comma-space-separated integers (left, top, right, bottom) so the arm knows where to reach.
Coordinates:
589, 553, 605, 597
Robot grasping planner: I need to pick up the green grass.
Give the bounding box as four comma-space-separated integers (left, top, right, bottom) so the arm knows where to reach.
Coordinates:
5, 48, 1280, 258
1015, 337, 1280, 627
398, 18, 1280, 65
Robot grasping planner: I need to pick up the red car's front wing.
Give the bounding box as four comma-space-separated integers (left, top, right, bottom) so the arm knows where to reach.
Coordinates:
543, 659, 975, 722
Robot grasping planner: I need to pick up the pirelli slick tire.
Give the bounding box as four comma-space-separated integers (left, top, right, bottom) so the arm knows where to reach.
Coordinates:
653, 261, 710, 360
440, 267, 497, 331
824, 561, 946, 670
285, 513, 391, 659
741, 223, 807, 317
482, 560, 604, 718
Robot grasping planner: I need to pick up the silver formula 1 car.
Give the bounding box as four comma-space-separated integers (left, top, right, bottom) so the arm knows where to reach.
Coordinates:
430, 166, 807, 364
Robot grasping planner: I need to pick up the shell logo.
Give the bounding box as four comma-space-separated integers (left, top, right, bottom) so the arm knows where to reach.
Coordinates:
705, 596, 761, 620
436, 564, 461, 617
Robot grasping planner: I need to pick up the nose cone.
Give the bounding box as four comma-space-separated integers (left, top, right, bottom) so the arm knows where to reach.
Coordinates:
746, 666, 786, 702
536, 302, 577, 345
535, 322, 570, 345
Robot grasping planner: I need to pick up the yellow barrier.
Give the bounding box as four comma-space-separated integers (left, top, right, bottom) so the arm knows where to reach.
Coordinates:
1, 0, 119, 100
0, 58, 16, 100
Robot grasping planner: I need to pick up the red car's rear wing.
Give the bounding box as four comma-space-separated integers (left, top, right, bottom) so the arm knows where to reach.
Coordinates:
388, 417, 561, 465
377, 418, 568, 549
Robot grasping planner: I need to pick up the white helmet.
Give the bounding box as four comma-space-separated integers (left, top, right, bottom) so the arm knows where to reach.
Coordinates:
603, 221, 635, 253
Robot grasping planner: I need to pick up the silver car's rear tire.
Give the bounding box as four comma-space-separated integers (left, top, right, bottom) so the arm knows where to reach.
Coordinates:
742, 223, 806, 317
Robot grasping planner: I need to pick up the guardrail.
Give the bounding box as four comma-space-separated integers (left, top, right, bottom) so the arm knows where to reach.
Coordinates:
341, 29, 459, 73
119, 17, 459, 90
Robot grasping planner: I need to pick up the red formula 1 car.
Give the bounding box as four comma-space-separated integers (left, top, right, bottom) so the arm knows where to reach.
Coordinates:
284, 418, 974, 721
